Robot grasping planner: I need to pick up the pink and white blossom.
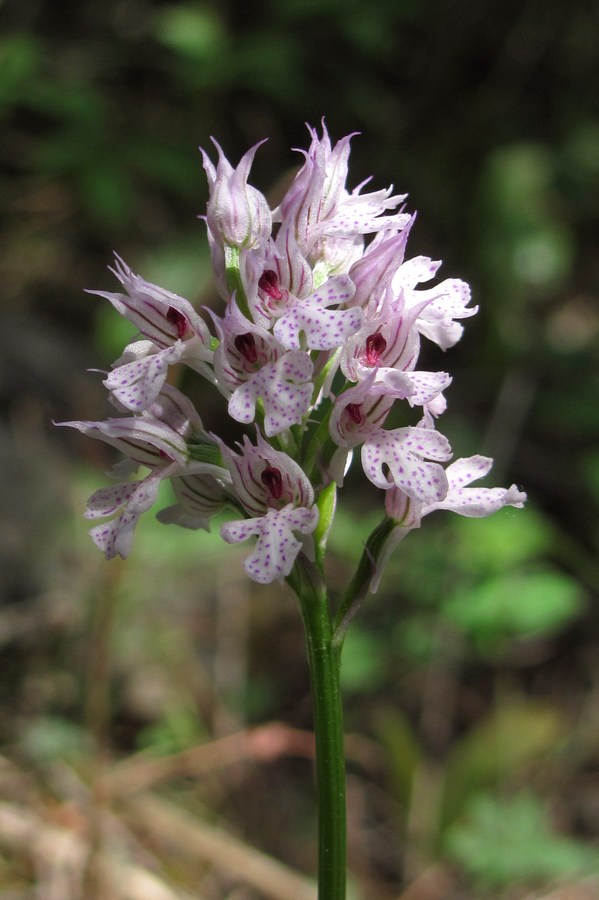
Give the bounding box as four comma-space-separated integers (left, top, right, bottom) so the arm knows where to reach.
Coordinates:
103, 341, 186, 412
214, 433, 319, 582
221, 505, 319, 584
62, 123, 525, 584
272, 275, 361, 351
212, 302, 314, 435
393, 257, 478, 350
92, 256, 212, 359
368, 456, 527, 592
361, 424, 452, 500
329, 375, 395, 450
201, 139, 272, 250
58, 386, 227, 559
216, 433, 314, 517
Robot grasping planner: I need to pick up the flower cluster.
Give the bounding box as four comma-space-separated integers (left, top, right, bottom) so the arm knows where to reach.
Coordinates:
60, 124, 525, 584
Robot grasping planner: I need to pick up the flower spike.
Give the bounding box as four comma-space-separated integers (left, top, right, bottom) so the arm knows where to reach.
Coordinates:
60, 122, 524, 586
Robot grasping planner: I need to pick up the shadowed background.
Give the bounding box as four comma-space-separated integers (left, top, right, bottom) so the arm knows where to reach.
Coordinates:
1, 0, 598, 897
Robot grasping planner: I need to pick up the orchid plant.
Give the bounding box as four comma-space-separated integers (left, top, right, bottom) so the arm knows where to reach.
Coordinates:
59, 123, 525, 898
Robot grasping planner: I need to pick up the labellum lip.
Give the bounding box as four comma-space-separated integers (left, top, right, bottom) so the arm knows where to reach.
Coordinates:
364, 332, 387, 366
234, 332, 259, 364
258, 269, 284, 301
261, 465, 284, 500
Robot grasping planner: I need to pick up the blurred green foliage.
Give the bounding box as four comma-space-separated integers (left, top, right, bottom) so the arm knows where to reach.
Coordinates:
2, 0, 599, 895
445, 792, 598, 887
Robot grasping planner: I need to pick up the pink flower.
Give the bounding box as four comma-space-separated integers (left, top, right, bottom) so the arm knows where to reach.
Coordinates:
347, 222, 413, 310
216, 433, 319, 583
341, 288, 418, 376
248, 223, 363, 350
249, 224, 314, 326
201, 139, 272, 250
216, 433, 314, 516
329, 375, 395, 450
58, 413, 190, 469
361, 422, 452, 501
92, 255, 212, 358
369, 456, 527, 592
386, 455, 527, 522
84, 469, 173, 560
392, 256, 478, 350
274, 123, 353, 254
103, 340, 186, 413
274, 122, 409, 261
57, 386, 228, 559
213, 302, 314, 436
62, 123, 525, 586
221, 506, 319, 584
91, 256, 215, 412
272, 275, 361, 351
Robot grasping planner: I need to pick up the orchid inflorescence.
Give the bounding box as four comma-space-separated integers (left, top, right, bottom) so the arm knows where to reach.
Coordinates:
60, 123, 525, 587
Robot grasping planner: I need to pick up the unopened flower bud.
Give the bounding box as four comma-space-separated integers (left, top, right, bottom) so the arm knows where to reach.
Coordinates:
201, 139, 272, 250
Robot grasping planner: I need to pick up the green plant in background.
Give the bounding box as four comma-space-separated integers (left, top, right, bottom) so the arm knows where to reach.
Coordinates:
2, 2, 598, 895
445, 791, 598, 888
338, 501, 592, 889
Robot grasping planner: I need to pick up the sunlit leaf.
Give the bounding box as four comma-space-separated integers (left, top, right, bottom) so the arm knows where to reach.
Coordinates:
441, 702, 565, 830
443, 568, 585, 646
153, 5, 227, 60
451, 506, 551, 576
340, 626, 388, 693
445, 791, 597, 886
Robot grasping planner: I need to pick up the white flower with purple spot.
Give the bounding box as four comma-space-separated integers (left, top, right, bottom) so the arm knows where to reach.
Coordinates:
91, 256, 213, 382
368, 456, 527, 592
213, 302, 314, 435
216, 433, 314, 516
60, 122, 525, 586
329, 375, 395, 449
272, 274, 361, 351
393, 256, 478, 351
58, 386, 226, 559
221, 506, 319, 584
214, 433, 318, 583
103, 341, 185, 412
361, 422, 452, 501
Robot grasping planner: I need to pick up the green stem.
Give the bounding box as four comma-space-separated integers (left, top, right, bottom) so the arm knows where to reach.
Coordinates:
224, 245, 251, 320
333, 516, 397, 653
289, 557, 346, 899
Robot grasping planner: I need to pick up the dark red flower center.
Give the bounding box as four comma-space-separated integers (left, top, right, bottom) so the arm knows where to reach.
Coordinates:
364, 332, 387, 366
346, 403, 364, 425
234, 333, 258, 363
258, 269, 284, 301
166, 306, 189, 338
261, 465, 284, 499
166, 306, 189, 339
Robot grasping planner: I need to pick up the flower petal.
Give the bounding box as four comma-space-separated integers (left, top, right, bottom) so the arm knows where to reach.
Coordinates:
228, 351, 313, 436
87, 469, 165, 559
425, 455, 527, 516
104, 343, 184, 412
361, 426, 451, 501
221, 505, 319, 583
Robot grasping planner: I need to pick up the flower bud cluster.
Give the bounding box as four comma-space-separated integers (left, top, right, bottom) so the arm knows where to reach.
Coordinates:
60, 123, 525, 584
